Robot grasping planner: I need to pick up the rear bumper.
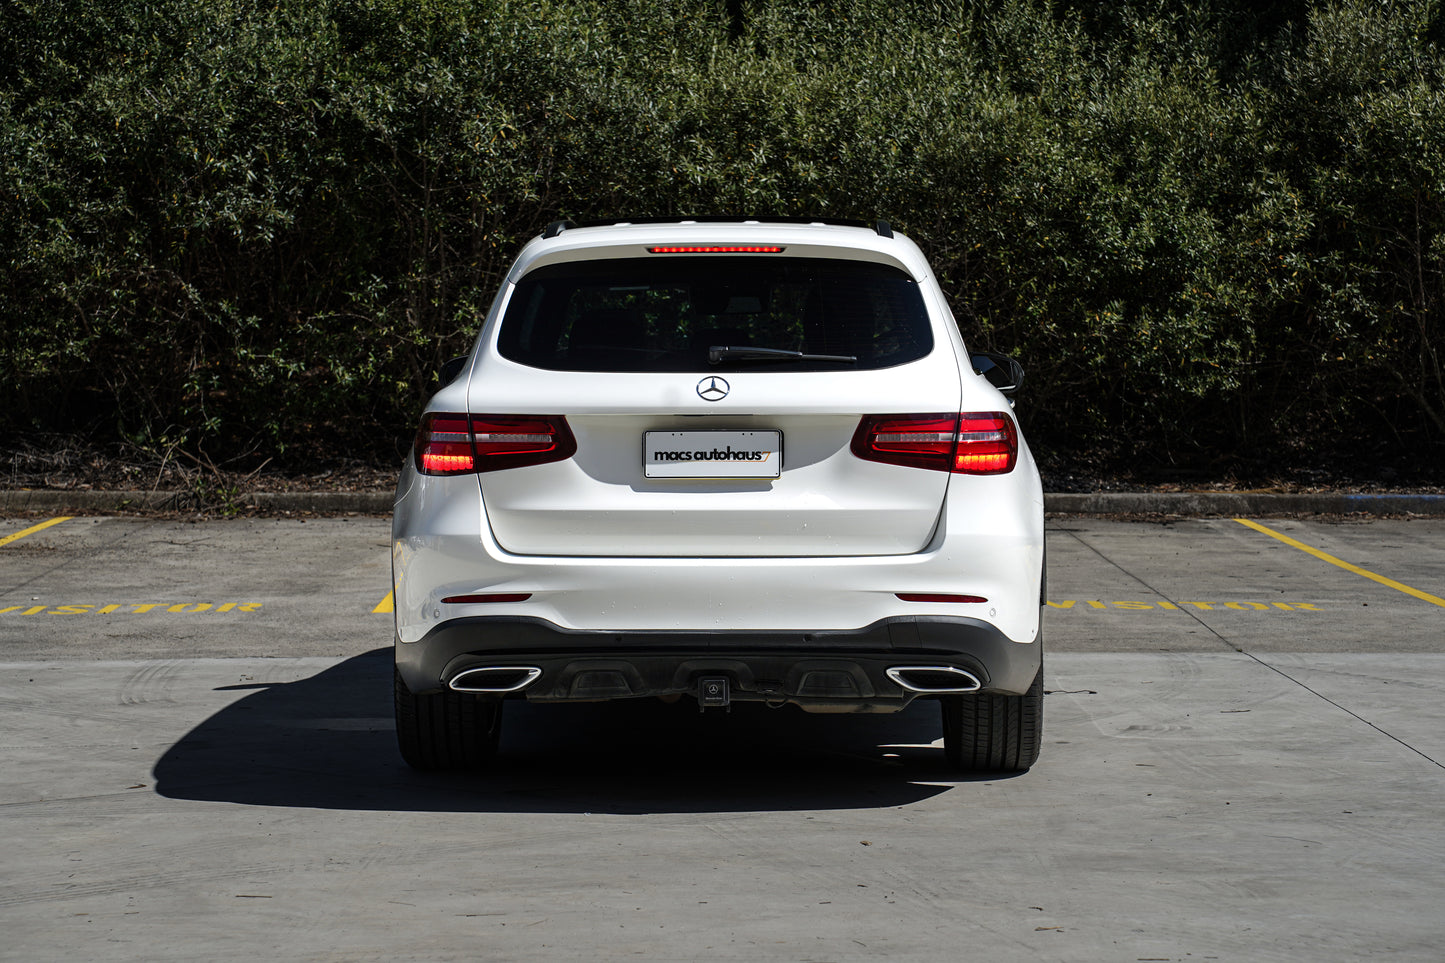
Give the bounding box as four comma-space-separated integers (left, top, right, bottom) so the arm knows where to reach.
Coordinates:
391, 463, 1045, 645
396, 614, 1042, 710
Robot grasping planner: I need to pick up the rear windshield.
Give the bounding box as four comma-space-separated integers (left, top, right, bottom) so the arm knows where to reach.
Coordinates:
496, 256, 933, 372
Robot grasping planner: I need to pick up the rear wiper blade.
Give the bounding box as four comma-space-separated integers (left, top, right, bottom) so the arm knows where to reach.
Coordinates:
708, 345, 857, 365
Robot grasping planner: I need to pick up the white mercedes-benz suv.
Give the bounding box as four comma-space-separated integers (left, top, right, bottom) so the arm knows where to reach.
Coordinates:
390, 217, 1045, 772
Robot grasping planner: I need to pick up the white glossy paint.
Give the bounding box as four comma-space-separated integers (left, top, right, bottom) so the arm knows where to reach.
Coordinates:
392, 221, 1043, 648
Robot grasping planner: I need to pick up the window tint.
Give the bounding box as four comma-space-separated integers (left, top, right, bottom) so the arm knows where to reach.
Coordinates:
496, 257, 933, 372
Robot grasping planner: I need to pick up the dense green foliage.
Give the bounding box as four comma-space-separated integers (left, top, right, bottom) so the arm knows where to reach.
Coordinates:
3, 0, 1443, 475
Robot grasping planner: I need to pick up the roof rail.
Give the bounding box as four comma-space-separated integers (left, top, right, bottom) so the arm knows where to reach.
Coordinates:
554, 216, 897, 237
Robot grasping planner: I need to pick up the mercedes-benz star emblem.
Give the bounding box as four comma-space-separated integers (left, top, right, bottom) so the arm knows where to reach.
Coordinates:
696, 376, 730, 402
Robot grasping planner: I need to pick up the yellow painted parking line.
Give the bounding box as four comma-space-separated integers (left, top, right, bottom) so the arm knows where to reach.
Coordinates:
0, 516, 72, 548
1235, 518, 1445, 608
0, 601, 264, 615
373, 590, 394, 614
1046, 599, 1323, 611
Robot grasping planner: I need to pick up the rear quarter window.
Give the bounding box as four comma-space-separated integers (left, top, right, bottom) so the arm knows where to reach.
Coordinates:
496, 256, 934, 372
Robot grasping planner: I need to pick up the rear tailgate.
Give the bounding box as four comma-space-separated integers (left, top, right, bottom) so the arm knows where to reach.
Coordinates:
473, 362, 960, 557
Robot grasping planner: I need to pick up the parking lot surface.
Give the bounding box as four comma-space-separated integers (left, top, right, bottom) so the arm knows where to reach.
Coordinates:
2, 515, 1443, 960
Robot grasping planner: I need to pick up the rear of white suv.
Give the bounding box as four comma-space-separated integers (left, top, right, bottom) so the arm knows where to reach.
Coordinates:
390, 218, 1045, 772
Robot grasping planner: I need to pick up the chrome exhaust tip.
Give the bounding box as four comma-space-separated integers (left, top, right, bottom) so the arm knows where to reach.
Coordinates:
886, 666, 982, 694
448, 666, 542, 693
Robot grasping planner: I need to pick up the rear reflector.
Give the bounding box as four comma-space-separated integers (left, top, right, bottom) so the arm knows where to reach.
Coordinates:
441, 593, 533, 604
896, 593, 988, 603
647, 245, 785, 253
415, 413, 576, 475
852, 412, 1017, 474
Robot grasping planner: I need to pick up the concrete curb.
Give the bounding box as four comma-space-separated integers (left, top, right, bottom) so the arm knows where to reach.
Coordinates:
0, 490, 394, 514
3, 489, 1444, 516
1043, 492, 1445, 515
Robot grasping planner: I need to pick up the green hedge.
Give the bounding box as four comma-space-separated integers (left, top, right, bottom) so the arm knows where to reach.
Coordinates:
3, 0, 1442, 475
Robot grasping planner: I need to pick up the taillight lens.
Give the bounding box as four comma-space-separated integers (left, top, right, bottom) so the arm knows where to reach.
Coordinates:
850, 414, 958, 471
415, 414, 475, 475
852, 412, 1017, 475
953, 413, 1018, 474
415, 413, 576, 475
470, 415, 577, 472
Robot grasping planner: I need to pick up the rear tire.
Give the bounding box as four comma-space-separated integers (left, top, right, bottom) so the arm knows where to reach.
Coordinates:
941, 667, 1043, 772
394, 668, 503, 770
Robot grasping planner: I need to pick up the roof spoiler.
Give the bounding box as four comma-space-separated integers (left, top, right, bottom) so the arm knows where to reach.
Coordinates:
542, 216, 894, 239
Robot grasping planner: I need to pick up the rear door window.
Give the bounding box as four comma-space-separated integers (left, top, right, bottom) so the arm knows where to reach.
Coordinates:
497, 257, 933, 372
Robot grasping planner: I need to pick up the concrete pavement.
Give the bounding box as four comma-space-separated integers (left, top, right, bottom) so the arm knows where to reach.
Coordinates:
2, 652, 1441, 961
2, 514, 1443, 960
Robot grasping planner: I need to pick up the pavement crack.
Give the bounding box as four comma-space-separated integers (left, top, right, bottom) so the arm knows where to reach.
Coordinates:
1243, 654, 1444, 770
1057, 528, 1238, 650
1058, 528, 1445, 771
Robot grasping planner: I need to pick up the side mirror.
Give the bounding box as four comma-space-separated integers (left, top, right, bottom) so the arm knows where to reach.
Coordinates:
970, 351, 1025, 397
439, 356, 468, 386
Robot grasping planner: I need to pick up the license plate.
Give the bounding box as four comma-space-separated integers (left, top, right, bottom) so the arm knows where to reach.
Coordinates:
644, 431, 782, 478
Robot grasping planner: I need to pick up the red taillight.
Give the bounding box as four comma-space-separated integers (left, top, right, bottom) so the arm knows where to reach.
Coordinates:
415, 414, 576, 475
646, 245, 785, 253
851, 414, 958, 472
415, 414, 474, 475
470, 415, 577, 472
852, 412, 1017, 475
953, 413, 1018, 474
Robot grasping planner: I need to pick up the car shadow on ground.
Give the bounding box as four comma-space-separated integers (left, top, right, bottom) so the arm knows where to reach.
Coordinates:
153, 649, 1016, 814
